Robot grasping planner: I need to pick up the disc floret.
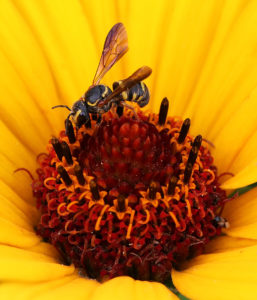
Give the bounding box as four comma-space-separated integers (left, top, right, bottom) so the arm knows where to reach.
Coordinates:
33, 100, 228, 283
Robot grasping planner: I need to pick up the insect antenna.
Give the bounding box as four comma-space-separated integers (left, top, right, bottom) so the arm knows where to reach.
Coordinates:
52, 105, 71, 111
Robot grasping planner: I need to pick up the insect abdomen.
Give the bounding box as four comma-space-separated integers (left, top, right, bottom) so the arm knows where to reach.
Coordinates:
128, 82, 150, 107
113, 80, 150, 108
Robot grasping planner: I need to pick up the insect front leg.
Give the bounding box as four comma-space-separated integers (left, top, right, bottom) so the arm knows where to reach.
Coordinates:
65, 116, 76, 144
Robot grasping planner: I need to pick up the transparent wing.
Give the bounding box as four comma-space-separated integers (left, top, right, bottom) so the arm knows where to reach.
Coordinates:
92, 23, 128, 85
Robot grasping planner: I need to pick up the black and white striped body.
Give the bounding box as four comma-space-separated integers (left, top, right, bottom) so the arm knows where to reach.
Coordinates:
113, 81, 150, 108
69, 81, 150, 129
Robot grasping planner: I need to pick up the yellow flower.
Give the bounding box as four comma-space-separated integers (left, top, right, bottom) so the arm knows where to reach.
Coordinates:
1, 0, 257, 299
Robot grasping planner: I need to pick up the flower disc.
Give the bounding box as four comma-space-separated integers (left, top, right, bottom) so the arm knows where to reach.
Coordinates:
33, 102, 228, 283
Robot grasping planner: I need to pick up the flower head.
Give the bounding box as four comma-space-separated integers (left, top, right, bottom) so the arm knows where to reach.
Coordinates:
1, 1, 257, 300
33, 99, 228, 283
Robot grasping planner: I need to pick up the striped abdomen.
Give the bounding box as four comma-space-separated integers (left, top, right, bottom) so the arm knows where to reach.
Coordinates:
113, 81, 150, 108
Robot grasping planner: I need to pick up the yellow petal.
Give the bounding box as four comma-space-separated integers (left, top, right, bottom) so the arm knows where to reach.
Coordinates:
0, 217, 40, 248
1, 0, 257, 185
221, 158, 257, 189
0, 245, 75, 282
151, 0, 257, 181
0, 122, 37, 203
79, 0, 125, 83
0, 181, 38, 229
90, 276, 177, 300
35, 277, 99, 300
1, 1, 257, 299
0, 275, 99, 300
222, 187, 257, 239
121, 0, 170, 105
28, 242, 60, 260
204, 235, 257, 254
212, 85, 257, 181
0, 276, 77, 300
13, 0, 98, 103
0, 0, 60, 139
173, 244, 257, 300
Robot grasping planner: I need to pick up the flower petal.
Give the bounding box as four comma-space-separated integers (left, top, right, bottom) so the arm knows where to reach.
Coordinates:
0, 275, 98, 300
0, 217, 39, 248
90, 276, 177, 300
212, 85, 257, 186
150, 0, 257, 182
0, 122, 38, 202
0, 276, 77, 300
172, 244, 257, 300
0, 0, 61, 139
154, 0, 227, 114
222, 187, 257, 239
12, 0, 98, 101
221, 158, 257, 189
28, 242, 60, 260
79, 0, 126, 83
0, 184, 38, 229
0, 245, 75, 282
204, 235, 257, 254
34, 277, 99, 300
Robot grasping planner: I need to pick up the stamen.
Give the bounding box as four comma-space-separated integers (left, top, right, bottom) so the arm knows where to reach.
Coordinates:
158, 97, 169, 125
184, 163, 193, 184
178, 118, 190, 144
65, 119, 76, 144
192, 134, 202, 149
51, 137, 63, 161
117, 195, 126, 212
184, 135, 203, 183
61, 141, 73, 165
149, 181, 157, 199
167, 176, 178, 195
188, 146, 199, 165
57, 165, 72, 186
90, 180, 100, 200
116, 105, 124, 117
74, 164, 86, 185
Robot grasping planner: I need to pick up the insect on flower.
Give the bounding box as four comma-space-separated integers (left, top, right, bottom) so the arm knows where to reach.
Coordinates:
52, 23, 152, 133
33, 22, 229, 284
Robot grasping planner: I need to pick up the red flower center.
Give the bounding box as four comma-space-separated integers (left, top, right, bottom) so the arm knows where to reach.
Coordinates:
33, 99, 228, 283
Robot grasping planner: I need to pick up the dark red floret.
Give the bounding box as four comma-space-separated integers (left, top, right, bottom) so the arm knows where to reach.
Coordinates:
33, 104, 228, 283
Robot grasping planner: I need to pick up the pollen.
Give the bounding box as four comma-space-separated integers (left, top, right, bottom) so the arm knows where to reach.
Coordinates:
33, 99, 228, 283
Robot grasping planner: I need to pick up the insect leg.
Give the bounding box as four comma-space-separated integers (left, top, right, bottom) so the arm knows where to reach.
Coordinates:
120, 101, 139, 120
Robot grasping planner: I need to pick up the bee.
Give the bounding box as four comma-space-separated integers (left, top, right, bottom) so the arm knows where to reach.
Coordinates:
52, 23, 152, 132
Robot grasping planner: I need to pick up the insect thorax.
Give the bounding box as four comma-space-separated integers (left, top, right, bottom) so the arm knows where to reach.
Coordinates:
85, 85, 112, 106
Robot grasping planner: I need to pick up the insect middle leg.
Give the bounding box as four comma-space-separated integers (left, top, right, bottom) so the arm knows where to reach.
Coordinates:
120, 101, 139, 120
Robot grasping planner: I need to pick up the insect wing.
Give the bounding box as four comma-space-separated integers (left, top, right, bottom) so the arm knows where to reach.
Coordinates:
93, 23, 128, 85
98, 66, 152, 107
